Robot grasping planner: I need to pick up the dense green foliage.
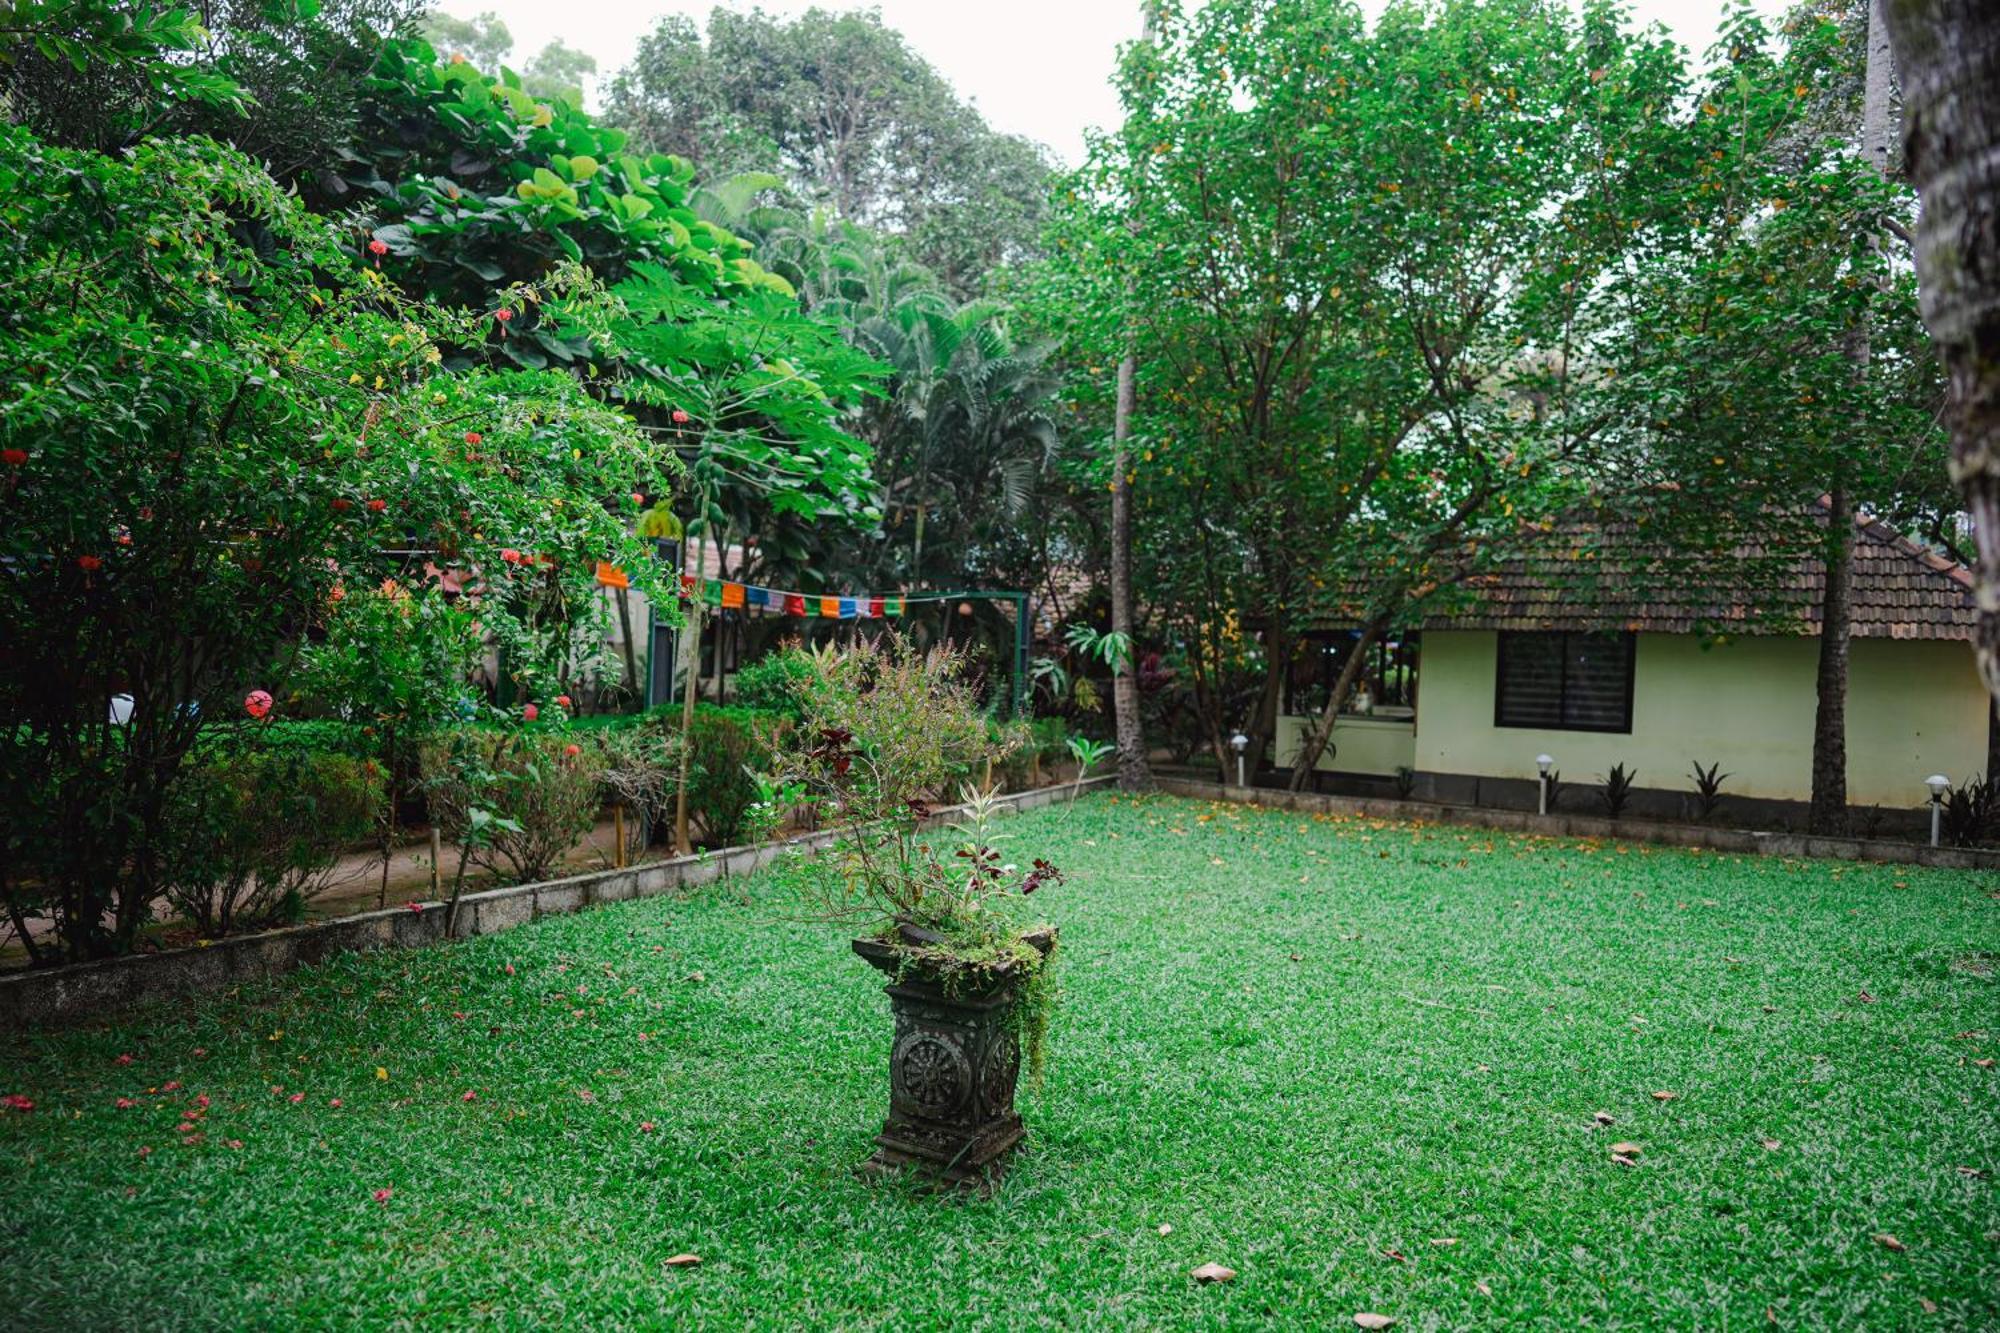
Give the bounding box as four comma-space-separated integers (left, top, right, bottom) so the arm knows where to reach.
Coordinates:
3, 794, 1994, 1325
604, 7, 1052, 299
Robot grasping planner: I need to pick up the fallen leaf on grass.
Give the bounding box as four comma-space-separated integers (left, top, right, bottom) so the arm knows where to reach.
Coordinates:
1609, 1142, 1643, 1157
1955, 1165, 1986, 1178
1762, 1138, 1782, 1151
1157, 1223, 1172, 1236
1383, 1248, 1408, 1263
664, 1254, 702, 1268
1858, 990, 1876, 1004
1191, 1262, 1236, 1284
1652, 1091, 1677, 1102
1354, 1314, 1397, 1330
1874, 1233, 1905, 1253
1920, 1297, 1938, 1314
1592, 1111, 1615, 1126
1429, 1237, 1459, 1247
1476, 1282, 1491, 1296
1974, 1059, 1995, 1069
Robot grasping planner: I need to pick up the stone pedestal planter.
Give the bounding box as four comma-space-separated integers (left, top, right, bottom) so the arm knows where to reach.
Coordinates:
851, 926, 1055, 1189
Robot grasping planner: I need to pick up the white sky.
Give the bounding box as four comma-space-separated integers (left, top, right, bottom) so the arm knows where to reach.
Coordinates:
468, 1, 1783, 166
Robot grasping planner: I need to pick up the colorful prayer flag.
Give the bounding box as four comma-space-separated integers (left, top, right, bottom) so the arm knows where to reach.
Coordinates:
722, 582, 746, 609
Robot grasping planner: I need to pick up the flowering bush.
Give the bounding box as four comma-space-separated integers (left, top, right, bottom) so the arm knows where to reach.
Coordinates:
420, 730, 604, 887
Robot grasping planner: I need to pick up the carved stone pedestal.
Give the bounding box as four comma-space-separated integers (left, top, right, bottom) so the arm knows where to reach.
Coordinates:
851, 928, 1055, 1190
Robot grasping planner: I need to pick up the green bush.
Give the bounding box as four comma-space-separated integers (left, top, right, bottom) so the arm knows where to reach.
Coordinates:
421, 731, 603, 886
662, 705, 792, 847
732, 648, 815, 719
158, 751, 384, 935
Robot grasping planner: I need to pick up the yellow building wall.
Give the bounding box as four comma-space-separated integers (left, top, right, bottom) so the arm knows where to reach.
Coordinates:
1274, 713, 1417, 776
1414, 630, 1990, 808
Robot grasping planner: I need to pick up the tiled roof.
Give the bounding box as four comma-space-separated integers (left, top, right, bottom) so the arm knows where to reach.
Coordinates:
1423, 502, 1974, 640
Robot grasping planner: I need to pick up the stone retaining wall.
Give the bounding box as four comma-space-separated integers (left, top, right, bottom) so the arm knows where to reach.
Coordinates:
0, 778, 1112, 1032
1156, 777, 2000, 871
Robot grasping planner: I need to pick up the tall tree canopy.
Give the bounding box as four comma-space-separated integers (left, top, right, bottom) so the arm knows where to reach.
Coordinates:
603, 7, 1052, 298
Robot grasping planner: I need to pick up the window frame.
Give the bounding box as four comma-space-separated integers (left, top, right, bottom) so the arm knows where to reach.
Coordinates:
1492, 630, 1636, 734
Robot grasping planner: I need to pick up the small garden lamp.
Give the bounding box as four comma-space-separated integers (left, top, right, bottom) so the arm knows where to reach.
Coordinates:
108, 694, 134, 727
1926, 773, 1950, 847
1231, 731, 1250, 789
1536, 754, 1554, 816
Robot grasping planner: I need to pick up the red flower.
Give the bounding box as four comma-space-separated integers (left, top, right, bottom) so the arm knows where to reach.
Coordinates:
500, 548, 521, 564
554, 694, 572, 708
195, 1094, 210, 1109
115, 1098, 137, 1109
368, 239, 388, 255
670, 408, 690, 425
462, 1090, 477, 1102
1, 448, 26, 466
244, 690, 273, 719
331, 497, 352, 511
407, 901, 423, 912
160, 1081, 181, 1092
631, 492, 644, 505
115, 1053, 134, 1066
77, 555, 103, 572
365, 498, 387, 513
564, 743, 581, 758
494, 307, 513, 323
2, 1094, 32, 1112
289, 1092, 304, 1104
465, 431, 483, 445
504, 964, 515, 976
640, 1121, 655, 1133
373, 1187, 393, 1203
329, 1099, 342, 1108
522, 703, 539, 722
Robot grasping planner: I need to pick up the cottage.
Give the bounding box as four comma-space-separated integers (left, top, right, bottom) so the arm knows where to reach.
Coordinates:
1277, 509, 1988, 821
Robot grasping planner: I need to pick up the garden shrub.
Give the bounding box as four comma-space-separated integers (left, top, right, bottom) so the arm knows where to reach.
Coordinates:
732, 647, 815, 719
158, 751, 383, 935
421, 731, 603, 886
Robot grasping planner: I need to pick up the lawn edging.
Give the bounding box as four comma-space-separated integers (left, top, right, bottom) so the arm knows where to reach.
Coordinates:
0, 777, 1114, 1032
1156, 777, 2000, 870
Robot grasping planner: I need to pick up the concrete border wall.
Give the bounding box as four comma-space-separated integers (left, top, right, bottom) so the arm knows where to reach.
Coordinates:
0, 778, 1112, 1032
1157, 777, 2000, 871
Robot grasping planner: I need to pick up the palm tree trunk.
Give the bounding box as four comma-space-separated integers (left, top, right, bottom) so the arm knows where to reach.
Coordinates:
1881, 2, 2000, 704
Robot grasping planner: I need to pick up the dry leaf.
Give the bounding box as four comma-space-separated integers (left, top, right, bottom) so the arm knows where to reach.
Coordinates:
1919, 1297, 1938, 1314
1157, 1223, 1173, 1236
1652, 1091, 1677, 1102
1476, 1282, 1492, 1297
1191, 1262, 1236, 1284
1975, 1059, 1995, 1069
1430, 1237, 1459, 1247
1609, 1142, 1643, 1157
1592, 1111, 1615, 1126
1383, 1248, 1408, 1263
1875, 1233, 1906, 1253
1858, 990, 1876, 1004
664, 1253, 702, 1268
1354, 1314, 1397, 1330
1954, 1165, 1987, 1178
1611, 1152, 1639, 1167
1762, 1138, 1782, 1151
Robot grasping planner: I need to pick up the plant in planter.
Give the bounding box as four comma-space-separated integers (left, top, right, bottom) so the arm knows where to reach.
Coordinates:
776, 637, 1058, 1188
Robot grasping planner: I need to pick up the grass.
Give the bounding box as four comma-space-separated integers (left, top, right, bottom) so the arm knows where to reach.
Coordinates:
3, 791, 1996, 1328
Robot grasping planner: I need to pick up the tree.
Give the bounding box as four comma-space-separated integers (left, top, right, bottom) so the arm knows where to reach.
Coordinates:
0, 127, 674, 962
419, 8, 511, 70
604, 7, 1052, 297
521, 38, 595, 106
1880, 1, 2000, 704
1043, 0, 1683, 782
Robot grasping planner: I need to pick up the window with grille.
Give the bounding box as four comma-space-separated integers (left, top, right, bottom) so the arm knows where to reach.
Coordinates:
1494, 632, 1634, 733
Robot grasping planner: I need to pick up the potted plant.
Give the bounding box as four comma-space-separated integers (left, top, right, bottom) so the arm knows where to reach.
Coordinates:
776, 637, 1066, 1188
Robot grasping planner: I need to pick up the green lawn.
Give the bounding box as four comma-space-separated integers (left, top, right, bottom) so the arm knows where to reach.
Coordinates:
3, 792, 1996, 1328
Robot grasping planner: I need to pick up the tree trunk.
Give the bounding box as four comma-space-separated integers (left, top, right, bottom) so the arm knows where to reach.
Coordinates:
1862, 0, 1898, 176
1809, 488, 1854, 834
1288, 620, 1383, 791
1108, 3, 1156, 793
1881, 2, 2000, 704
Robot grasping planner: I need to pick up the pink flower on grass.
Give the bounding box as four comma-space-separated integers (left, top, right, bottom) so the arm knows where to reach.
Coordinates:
115, 1098, 137, 1110
329, 1099, 342, 1109
137, 1146, 152, 1158
461, 1090, 477, 1102
2, 1094, 33, 1112
195, 1094, 210, 1109
504, 964, 515, 976
114, 1053, 134, 1066
244, 690, 273, 719
639, 1122, 655, 1133
289, 1092, 304, 1104
160, 1081, 180, 1092
373, 1187, 393, 1204
522, 703, 539, 722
